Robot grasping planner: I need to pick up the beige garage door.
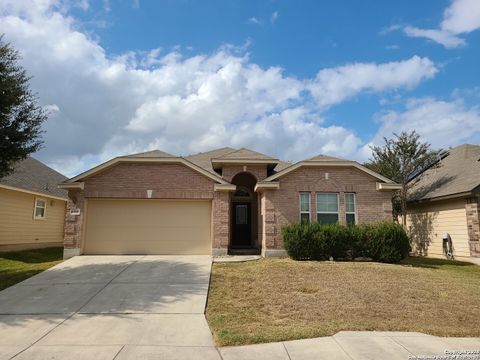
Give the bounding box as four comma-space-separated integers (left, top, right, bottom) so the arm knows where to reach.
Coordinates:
84, 199, 212, 255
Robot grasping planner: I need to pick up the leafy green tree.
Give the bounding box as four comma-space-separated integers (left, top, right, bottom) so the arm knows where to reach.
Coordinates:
365, 131, 440, 226
0, 36, 46, 179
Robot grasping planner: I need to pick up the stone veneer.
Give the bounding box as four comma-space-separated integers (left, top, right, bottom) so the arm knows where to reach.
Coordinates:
466, 196, 480, 256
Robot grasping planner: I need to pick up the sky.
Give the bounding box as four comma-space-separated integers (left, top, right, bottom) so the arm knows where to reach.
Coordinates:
1, 0, 479, 177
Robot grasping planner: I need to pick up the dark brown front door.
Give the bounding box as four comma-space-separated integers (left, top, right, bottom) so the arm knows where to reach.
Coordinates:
232, 203, 251, 248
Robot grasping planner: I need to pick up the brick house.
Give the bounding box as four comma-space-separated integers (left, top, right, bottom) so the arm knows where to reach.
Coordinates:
59, 147, 400, 259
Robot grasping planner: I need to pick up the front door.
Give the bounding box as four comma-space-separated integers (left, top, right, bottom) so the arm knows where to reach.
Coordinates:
232, 203, 251, 248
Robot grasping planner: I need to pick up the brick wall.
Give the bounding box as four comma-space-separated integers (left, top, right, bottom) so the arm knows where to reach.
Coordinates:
466, 196, 480, 256
222, 165, 267, 182
63, 162, 223, 258
262, 166, 393, 250
84, 163, 214, 199
213, 191, 229, 251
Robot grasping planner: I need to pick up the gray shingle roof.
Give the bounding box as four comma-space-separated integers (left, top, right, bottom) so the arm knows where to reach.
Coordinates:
0, 157, 68, 199
409, 144, 480, 201
213, 147, 278, 161
306, 154, 347, 162
126, 150, 175, 158
184, 147, 236, 174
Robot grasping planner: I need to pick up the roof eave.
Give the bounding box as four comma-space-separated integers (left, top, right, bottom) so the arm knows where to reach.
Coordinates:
408, 190, 478, 204
0, 184, 68, 201
211, 158, 280, 170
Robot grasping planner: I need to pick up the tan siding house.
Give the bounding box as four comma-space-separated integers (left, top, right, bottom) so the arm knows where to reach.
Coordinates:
407, 144, 480, 262
0, 157, 68, 251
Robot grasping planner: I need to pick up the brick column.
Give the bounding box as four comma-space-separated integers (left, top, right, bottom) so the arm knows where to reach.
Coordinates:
63, 190, 85, 259
260, 190, 286, 257
212, 191, 230, 256
466, 196, 480, 257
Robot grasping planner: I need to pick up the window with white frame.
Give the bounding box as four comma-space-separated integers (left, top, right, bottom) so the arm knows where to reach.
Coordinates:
316, 193, 339, 224
345, 193, 356, 225
299, 192, 311, 223
34, 198, 46, 219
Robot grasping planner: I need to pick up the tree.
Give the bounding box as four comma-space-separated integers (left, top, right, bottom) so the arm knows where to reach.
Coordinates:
0, 36, 46, 179
365, 131, 440, 227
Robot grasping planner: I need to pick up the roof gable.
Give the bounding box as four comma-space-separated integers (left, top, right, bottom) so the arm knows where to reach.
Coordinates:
263, 158, 395, 184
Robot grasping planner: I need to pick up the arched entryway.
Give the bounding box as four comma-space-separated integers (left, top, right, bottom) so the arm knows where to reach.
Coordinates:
230, 172, 259, 254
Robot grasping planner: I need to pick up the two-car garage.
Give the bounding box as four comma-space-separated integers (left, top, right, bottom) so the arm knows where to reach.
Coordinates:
83, 199, 212, 255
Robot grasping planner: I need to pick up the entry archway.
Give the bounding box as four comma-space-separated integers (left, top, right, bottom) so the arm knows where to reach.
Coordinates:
230, 172, 259, 253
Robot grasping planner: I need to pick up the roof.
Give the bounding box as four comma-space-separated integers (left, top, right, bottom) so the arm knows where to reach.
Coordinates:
62, 146, 397, 188
185, 147, 236, 174
409, 144, 480, 202
126, 150, 175, 158
0, 157, 68, 199
263, 157, 395, 184
306, 154, 347, 162
213, 147, 278, 161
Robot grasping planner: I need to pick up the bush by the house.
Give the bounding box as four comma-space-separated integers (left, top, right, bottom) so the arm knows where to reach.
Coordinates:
282, 221, 410, 263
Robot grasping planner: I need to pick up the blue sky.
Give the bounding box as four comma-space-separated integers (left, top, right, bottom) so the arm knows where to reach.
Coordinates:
1, 0, 479, 176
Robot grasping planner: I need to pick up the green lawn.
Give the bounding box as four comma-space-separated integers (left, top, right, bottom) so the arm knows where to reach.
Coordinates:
206, 256, 480, 346
0, 247, 63, 290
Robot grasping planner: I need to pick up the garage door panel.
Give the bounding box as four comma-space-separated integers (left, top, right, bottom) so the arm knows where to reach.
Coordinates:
84, 200, 212, 255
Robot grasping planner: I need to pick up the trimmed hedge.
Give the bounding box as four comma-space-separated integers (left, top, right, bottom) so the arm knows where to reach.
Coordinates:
282, 221, 410, 263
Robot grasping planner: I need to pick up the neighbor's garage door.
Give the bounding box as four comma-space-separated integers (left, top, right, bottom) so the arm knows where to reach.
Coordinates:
84, 199, 212, 255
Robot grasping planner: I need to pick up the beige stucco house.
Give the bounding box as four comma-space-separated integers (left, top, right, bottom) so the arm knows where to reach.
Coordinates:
406, 144, 480, 261
59, 147, 401, 259
0, 157, 68, 251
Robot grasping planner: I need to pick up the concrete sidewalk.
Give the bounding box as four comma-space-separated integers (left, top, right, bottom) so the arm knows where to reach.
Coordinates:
219, 332, 480, 360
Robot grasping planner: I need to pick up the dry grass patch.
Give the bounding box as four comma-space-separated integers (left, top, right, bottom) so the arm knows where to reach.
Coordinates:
206, 257, 480, 346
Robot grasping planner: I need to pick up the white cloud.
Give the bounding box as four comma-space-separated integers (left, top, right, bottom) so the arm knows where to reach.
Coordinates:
441, 0, 480, 33
361, 97, 480, 160
404, 26, 465, 48
247, 17, 262, 25
0, 0, 439, 176
402, 0, 480, 48
270, 11, 278, 24
309, 56, 437, 108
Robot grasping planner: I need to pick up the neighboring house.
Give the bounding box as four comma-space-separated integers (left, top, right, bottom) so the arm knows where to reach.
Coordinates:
0, 157, 68, 251
406, 144, 480, 261
59, 147, 400, 259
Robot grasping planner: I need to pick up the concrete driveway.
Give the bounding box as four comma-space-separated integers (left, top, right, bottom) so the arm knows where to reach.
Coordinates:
0, 255, 220, 360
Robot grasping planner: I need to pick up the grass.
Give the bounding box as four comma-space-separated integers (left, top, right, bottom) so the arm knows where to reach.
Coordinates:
0, 247, 63, 291
206, 257, 480, 346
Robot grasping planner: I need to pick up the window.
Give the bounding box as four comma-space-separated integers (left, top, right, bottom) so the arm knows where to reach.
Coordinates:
345, 193, 356, 225
235, 204, 248, 224
299, 192, 311, 223
233, 187, 251, 198
316, 193, 339, 224
34, 198, 46, 219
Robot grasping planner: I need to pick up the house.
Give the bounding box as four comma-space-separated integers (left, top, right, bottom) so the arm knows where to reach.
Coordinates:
59, 147, 401, 259
406, 144, 480, 261
0, 157, 68, 251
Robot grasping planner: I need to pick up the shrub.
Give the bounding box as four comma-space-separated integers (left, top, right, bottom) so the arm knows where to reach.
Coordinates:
281, 221, 410, 263
362, 222, 410, 263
